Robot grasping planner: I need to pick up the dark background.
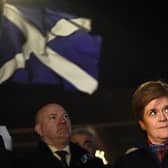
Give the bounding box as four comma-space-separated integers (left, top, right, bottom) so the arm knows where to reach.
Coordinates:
0, 0, 168, 164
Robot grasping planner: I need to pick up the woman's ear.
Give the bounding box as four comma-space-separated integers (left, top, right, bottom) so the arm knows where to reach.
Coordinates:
138, 120, 146, 131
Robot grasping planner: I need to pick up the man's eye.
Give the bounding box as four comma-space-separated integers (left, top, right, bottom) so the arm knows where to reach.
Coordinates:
49, 116, 56, 120
64, 113, 69, 119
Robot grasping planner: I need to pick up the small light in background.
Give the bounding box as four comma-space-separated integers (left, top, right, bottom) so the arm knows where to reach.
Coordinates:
95, 149, 108, 165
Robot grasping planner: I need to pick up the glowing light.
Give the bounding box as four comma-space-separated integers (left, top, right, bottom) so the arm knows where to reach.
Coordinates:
95, 149, 108, 165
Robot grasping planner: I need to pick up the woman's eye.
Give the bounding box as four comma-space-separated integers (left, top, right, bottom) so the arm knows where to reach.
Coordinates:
149, 110, 156, 116
164, 108, 168, 113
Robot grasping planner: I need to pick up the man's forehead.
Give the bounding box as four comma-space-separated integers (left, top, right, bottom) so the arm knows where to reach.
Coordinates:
41, 104, 65, 112
37, 104, 67, 119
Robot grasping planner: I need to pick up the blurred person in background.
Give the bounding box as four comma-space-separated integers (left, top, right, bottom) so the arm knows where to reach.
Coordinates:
71, 127, 112, 168
71, 127, 97, 158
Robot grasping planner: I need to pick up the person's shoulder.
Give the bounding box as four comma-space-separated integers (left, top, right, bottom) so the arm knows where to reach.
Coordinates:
13, 142, 49, 168
121, 147, 146, 159
113, 148, 148, 168
70, 142, 89, 154
70, 143, 108, 168
70, 142, 92, 161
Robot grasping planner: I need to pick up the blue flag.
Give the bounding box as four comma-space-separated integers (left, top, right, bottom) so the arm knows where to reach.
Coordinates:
0, 3, 102, 94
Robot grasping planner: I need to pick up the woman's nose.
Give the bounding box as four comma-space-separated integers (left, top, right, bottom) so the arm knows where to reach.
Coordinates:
159, 111, 167, 121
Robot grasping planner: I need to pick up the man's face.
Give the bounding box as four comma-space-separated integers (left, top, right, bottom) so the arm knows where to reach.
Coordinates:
71, 134, 96, 156
35, 104, 71, 146
139, 97, 168, 144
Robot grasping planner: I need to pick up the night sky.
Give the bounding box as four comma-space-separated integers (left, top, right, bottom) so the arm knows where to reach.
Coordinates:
0, 0, 168, 162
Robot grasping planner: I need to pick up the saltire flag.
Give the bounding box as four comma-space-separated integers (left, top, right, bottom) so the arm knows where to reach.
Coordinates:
0, 3, 102, 94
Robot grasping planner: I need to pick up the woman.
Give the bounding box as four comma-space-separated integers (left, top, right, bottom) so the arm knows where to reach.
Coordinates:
114, 80, 168, 168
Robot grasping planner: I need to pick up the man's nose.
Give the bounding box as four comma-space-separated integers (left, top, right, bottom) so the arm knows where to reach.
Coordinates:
59, 115, 66, 123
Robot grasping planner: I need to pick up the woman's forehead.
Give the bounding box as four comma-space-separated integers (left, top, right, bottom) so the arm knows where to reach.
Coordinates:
145, 97, 168, 109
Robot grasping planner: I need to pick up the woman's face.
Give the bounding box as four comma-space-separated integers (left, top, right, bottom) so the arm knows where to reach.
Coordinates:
139, 97, 168, 145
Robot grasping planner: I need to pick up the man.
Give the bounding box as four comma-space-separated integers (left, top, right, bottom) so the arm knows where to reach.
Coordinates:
71, 127, 97, 158
16, 103, 105, 168
71, 127, 111, 168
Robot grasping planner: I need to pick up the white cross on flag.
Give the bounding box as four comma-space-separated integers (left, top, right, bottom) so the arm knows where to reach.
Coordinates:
0, 3, 102, 94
